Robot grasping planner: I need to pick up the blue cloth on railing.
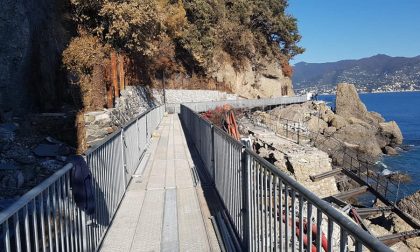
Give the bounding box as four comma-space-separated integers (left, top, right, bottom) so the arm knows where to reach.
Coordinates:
69, 155, 95, 215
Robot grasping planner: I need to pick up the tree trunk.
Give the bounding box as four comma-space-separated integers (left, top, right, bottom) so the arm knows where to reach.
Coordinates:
106, 85, 114, 108
118, 54, 125, 92
111, 52, 119, 98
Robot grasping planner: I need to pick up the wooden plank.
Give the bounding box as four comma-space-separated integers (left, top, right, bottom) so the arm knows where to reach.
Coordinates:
310, 168, 342, 182
356, 207, 394, 218
379, 229, 420, 246
333, 186, 368, 200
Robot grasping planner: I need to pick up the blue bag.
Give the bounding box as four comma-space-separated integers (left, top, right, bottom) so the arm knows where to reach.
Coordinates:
69, 155, 95, 215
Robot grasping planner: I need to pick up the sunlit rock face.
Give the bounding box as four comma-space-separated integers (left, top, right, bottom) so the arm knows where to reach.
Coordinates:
0, 0, 70, 115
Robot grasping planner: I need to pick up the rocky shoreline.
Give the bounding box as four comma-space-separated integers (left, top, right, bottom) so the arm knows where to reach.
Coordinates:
241, 83, 420, 250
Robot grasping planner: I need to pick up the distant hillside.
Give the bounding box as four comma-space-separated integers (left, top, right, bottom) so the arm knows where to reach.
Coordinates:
292, 54, 420, 93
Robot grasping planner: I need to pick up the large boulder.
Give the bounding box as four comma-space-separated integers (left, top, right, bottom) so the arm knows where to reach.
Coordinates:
335, 83, 384, 124
383, 146, 398, 155
269, 102, 313, 122
336, 83, 369, 120
330, 114, 347, 129
378, 121, 403, 146
335, 124, 383, 157
306, 116, 328, 133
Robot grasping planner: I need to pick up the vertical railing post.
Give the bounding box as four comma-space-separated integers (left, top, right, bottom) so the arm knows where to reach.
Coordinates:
81, 211, 89, 252
146, 113, 149, 140
136, 118, 140, 152
211, 124, 216, 183
286, 120, 289, 138
120, 130, 127, 189
242, 147, 252, 251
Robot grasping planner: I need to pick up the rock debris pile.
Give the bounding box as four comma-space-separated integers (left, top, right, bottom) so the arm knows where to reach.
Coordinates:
0, 113, 76, 211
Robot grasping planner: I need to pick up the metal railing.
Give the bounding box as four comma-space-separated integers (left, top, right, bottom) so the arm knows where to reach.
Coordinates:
0, 106, 165, 252
181, 104, 392, 252
253, 112, 418, 211
167, 95, 308, 114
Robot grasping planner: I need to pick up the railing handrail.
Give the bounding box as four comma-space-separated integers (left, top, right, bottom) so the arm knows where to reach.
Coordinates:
260, 112, 408, 202
244, 148, 392, 251
0, 105, 162, 223
0, 105, 165, 252
180, 104, 393, 252
167, 95, 308, 113
0, 163, 73, 224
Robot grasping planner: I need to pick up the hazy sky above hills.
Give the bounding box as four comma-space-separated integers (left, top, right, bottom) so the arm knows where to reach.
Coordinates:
288, 1, 420, 64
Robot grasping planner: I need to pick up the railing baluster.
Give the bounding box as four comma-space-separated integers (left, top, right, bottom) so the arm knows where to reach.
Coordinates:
64, 174, 70, 252
52, 182, 59, 252
14, 212, 21, 252
279, 179, 283, 251
307, 203, 313, 252
299, 195, 304, 252
340, 228, 348, 252
285, 183, 289, 252
24, 205, 31, 252
46, 187, 53, 252
251, 157, 256, 252
264, 168, 268, 252
316, 208, 322, 252
257, 162, 261, 251
40, 191, 47, 252
3, 220, 11, 252
327, 217, 333, 252
32, 198, 39, 252
291, 190, 296, 252
269, 172, 273, 251
274, 176, 278, 251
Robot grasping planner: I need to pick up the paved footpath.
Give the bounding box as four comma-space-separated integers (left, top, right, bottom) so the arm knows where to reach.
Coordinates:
100, 114, 220, 252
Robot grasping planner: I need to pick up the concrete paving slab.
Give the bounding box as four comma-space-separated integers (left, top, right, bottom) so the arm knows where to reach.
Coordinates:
99, 114, 219, 252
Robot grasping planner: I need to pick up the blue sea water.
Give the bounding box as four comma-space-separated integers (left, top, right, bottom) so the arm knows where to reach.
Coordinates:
319, 92, 420, 198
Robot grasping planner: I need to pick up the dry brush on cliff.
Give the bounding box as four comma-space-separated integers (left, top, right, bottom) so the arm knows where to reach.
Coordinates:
62, 0, 304, 111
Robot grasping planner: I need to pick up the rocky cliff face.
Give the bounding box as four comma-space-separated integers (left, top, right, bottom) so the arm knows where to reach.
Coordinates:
0, 0, 71, 115
210, 53, 294, 98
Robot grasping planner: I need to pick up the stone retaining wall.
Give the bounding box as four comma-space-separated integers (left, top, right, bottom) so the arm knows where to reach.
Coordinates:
85, 87, 236, 146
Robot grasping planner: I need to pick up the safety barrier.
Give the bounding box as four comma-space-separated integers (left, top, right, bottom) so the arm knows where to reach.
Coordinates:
252, 112, 415, 207
0, 106, 165, 252
254, 112, 420, 229
167, 95, 308, 114
180, 104, 392, 252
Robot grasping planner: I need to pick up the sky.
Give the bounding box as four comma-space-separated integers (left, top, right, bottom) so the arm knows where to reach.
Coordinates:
287, 1, 420, 64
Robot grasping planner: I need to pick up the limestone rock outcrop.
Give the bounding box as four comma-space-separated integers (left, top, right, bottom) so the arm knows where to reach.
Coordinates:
264, 83, 403, 161
211, 53, 293, 98
378, 121, 404, 146
335, 83, 385, 124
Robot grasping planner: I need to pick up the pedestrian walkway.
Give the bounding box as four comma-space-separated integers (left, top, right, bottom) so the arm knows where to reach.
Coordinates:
99, 114, 220, 251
